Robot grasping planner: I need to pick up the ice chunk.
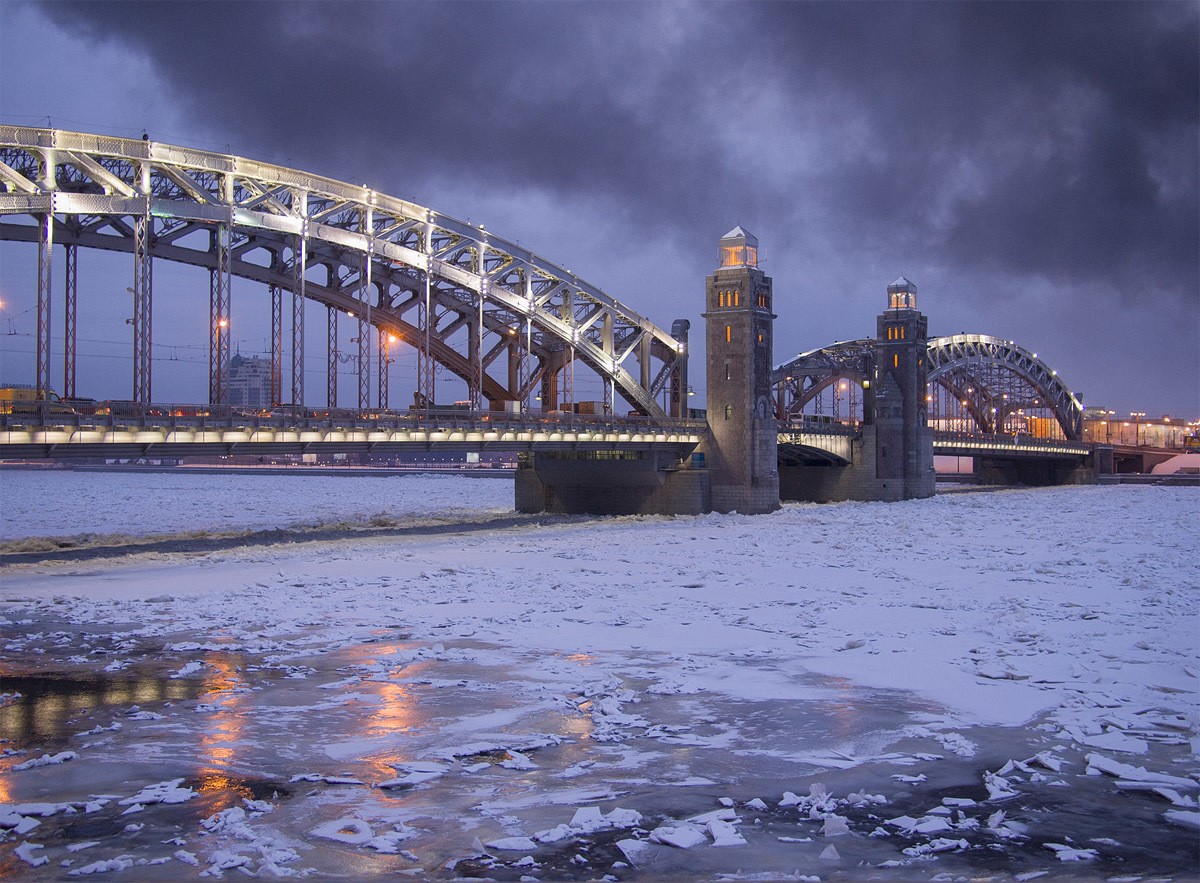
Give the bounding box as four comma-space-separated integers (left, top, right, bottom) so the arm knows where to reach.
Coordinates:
605, 808, 642, 828
369, 827, 418, 854
616, 838, 657, 865
376, 771, 443, 789
822, 815, 850, 836
14, 842, 47, 867
174, 850, 200, 867
69, 857, 135, 875
533, 824, 574, 844
1026, 751, 1063, 772
649, 825, 707, 849
687, 807, 737, 825
486, 836, 539, 851
1077, 731, 1148, 754
942, 797, 977, 807
745, 798, 768, 811
569, 807, 606, 832
1044, 842, 1099, 861
13, 751, 77, 771
984, 772, 1019, 801
819, 844, 840, 860
1163, 810, 1200, 831
170, 660, 205, 678
1085, 753, 1199, 788
912, 816, 953, 835
500, 750, 538, 770
310, 818, 375, 845
707, 819, 746, 847
119, 778, 195, 806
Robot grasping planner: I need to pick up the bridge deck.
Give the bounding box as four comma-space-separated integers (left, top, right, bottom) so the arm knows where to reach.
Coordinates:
0, 408, 705, 460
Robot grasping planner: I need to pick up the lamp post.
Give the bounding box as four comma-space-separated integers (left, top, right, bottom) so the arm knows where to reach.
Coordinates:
1130, 411, 1146, 447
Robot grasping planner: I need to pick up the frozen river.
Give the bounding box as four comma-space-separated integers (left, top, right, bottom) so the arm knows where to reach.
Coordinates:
0, 472, 1197, 880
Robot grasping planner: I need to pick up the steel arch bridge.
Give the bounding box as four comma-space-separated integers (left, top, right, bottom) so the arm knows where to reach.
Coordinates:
773, 334, 1084, 441
0, 127, 688, 417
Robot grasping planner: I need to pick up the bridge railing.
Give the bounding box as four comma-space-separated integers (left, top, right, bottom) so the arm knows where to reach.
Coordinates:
0, 400, 707, 436
932, 429, 1092, 455
779, 416, 861, 435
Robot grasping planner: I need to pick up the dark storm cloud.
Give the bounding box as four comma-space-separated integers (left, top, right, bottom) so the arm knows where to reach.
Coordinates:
41, 0, 1199, 303
748, 2, 1199, 294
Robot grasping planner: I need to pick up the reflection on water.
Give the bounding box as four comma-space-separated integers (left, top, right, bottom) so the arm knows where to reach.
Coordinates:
0, 672, 198, 745
195, 654, 253, 813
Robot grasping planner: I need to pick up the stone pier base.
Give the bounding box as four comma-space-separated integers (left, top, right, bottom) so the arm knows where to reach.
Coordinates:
515, 452, 711, 515
778, 427, 935, 503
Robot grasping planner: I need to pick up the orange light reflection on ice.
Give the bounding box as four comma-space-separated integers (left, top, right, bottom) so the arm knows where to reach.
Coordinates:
195, 655, 251, 811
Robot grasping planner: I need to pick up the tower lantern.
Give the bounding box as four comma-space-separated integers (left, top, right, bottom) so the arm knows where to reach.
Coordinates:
886, 276, 918, 311
719, 226, 759, 269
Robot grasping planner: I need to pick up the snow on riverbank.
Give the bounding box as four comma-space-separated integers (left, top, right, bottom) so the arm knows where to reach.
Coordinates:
0, 469, 512, 540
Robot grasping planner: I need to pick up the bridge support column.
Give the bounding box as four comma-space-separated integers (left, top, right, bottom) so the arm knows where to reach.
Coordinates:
515, 451, 710, 515
36, 211, 53, 400
63, 242, 76, 400
698, 227, 779, 514
291, 228, 307, 406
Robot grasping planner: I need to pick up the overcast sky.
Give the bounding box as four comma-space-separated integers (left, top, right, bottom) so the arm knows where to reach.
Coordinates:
0, 0, 1196, 416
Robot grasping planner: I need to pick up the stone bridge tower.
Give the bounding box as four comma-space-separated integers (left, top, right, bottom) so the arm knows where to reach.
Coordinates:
872, 276, 935, 499
701, 227, 780, 513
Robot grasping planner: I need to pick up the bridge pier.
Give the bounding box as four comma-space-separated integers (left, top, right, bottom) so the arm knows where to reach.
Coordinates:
779, 424, 930, 502
779, 277, 934, 504
972, 445, 1111, 487
514, 452, 710, 515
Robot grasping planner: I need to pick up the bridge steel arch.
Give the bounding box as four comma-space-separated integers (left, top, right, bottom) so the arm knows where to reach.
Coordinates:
0, 127, 687, 417
772, 334, 1083, 441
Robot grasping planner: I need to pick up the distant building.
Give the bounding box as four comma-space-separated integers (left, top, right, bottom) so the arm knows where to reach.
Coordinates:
227, 354, 271, 408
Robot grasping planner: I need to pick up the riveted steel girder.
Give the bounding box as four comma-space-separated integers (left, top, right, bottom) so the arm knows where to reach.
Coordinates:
0, 127, 685, 417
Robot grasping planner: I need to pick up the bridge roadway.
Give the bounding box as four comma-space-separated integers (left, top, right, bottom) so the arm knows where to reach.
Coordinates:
1, 408, 1094, 463
0, 405, 703, 460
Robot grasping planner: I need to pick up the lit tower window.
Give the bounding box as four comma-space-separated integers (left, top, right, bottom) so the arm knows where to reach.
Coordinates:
886, 275, 917, 311
719, 226, 759, 269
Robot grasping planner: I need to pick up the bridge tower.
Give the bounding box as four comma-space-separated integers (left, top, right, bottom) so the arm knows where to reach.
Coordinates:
871, 277, 935, 500
700, 227, 780, 514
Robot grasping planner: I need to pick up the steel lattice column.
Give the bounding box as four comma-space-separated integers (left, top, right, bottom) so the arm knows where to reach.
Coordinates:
419, 269, 434, 411
377, 329, 390, 411
357, 241, 372, 411
35, 212, 53, 399
132, 211, 152, 403
291, 229, 306, 406
209, 225, 232, 405
270, 284, 282, 407
519, 317, 532, 413
472, 278, 485, 411
63, 243, 77, 400
327, 305, 338, 408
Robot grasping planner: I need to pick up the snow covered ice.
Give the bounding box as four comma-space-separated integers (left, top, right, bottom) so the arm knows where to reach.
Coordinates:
0, 472, 1197, 880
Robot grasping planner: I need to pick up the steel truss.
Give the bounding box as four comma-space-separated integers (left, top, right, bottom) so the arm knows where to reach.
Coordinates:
0, 127, 687, 416
773, 335, 1083, 440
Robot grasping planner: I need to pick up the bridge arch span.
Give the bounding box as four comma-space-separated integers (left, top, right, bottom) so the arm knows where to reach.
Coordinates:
772, 335, 1083, 441
927, 334, 1082, 441
0, 127, 687, 415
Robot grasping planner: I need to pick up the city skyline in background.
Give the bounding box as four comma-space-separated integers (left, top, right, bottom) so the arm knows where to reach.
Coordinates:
0, 1, 1196, 417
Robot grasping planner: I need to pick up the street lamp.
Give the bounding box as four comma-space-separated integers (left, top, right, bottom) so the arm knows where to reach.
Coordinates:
1130, 411, 1146, 447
